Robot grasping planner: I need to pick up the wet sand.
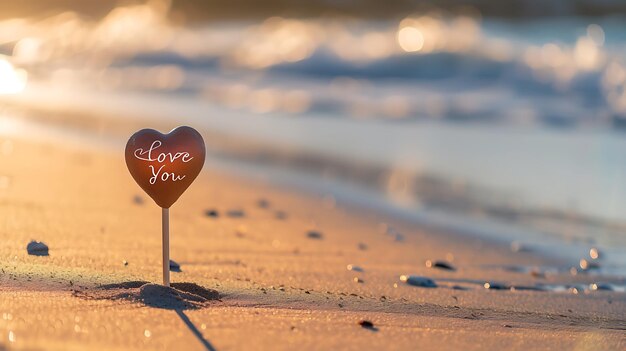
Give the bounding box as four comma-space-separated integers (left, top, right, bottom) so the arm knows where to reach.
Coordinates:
0, 135, 625, 350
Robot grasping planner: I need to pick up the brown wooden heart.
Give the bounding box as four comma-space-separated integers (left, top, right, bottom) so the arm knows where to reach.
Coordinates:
125, 126, 206, 208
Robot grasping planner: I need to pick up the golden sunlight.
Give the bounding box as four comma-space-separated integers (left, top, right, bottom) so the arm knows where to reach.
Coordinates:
0, 58, 27, 94
397, 26, 424, 52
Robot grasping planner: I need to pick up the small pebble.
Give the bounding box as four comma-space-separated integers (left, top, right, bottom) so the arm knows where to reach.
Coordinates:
484, 282, 509, 290
452, 285, 469, 290
204, 209, 219, 218
381, 224, 405, 240
509, 285, 544, 292
169, 260, 181, 272
399, 275, 437, 288
226, 209, 245, 218
590, 283, 613, 291
133, 195, 144, 205
425, 260, 456, 271
275, 211, 287, 220
358, 320, 375, 329
357, 242, 368, 250
353, 277, 364, 283
393, 233, 405, 242
257, 199, 270, 208
123, 260, 128, 266
306, 231, 323, 240
347, 264, 364, 272
26, 241, 49, 256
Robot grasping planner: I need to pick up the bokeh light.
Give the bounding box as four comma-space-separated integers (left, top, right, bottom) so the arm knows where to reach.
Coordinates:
0, 58, 27, 94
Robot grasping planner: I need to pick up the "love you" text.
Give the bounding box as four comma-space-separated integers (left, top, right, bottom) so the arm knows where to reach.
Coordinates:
133, 140, 194, 185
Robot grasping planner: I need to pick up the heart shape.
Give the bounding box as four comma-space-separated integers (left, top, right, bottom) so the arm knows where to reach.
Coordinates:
125, 126, 206, 208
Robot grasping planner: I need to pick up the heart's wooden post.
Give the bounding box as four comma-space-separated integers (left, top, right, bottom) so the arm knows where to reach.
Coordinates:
162, 207, 170, 287
125, 126, 205, 286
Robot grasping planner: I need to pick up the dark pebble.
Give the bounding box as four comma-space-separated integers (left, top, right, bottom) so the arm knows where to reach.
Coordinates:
257, 199, 270, 208
133, 195, 144, 205
425, 260, 456, 271
204, 209, 219, 218
226, 209, 245, 218
510, 285, 545, 292
347, 264, 364, 272
358, 320, 374, 328
306, 231, 323, 240
590, 283, 614, 291
484, 282, 509, 290
357, 242, 368, 250
26, 241, 49, 256
400, 275, 437, 288
451, 285, 469, 290
275, 211, 288, 220
169, 260, 181, 272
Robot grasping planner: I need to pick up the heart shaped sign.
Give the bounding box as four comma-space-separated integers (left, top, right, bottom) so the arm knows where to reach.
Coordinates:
125, 126, 206, 208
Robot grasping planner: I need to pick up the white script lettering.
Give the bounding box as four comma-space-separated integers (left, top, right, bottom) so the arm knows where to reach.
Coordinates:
134, 140, 193, 185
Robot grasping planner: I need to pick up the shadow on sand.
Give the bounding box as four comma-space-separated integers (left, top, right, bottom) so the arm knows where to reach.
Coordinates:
175, 309, 218, 351
95, 281, 220, 310
79, 281, 220, 350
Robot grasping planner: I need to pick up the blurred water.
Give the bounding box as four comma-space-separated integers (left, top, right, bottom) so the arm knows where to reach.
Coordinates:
1, 2, 626, 271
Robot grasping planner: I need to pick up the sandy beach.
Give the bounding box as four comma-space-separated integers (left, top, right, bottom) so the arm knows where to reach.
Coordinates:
1, 2, 626, 349
0, 119, 624, 350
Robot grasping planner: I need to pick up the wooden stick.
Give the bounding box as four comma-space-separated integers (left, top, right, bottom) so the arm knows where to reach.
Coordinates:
162, 207, 170, 287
